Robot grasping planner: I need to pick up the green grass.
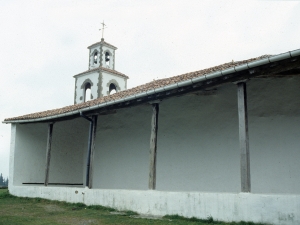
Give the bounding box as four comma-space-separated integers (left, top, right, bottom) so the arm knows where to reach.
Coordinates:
0, 189, 270, 225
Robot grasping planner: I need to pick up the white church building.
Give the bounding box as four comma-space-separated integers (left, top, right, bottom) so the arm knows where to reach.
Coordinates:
3, 37, 300, 225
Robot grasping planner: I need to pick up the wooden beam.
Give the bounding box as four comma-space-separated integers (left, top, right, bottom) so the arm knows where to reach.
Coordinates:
88, 115, 98, 189
149, 103, 159, 190
44, 123, 54, 186
237, 82, 251, 192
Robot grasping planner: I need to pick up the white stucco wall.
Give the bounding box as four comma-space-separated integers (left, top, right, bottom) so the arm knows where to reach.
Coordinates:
11, 118, 89, 186
75, 72, 99, 103
13, 123, 48, 185
157, 84, 240, 192
75, 71, 126, 103
48, 118, 89, 184
92, 104, 151, 189
90, 78, 300, 193
101, 71, 126, 95
8, 124, 16, 188
247, 77, 300, 194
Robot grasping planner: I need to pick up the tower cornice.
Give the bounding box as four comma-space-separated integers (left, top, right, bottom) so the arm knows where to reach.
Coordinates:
73, 67, 129, 79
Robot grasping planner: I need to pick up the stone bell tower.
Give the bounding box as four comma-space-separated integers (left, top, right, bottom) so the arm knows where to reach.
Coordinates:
73, 38, 129, 104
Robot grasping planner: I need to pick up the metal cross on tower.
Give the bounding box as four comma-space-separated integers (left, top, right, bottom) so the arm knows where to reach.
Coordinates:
99, 21, 107, 39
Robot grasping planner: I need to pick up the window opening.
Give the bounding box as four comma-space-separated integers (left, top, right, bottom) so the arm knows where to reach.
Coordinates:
109, 83, 117, 95
85, 83, 91, 102
93, 52, 98, 64
105, 52, 110, 66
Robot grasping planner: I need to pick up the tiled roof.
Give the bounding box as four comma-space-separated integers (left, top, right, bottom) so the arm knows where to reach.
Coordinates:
101, 67, 129, 79
74, 66, 129, 79
102, 41, 117, 49
4, 54, 271, 122
87, 39, 117, 50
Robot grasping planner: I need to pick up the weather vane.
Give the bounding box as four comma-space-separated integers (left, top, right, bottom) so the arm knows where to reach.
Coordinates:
99, 21, 107, 40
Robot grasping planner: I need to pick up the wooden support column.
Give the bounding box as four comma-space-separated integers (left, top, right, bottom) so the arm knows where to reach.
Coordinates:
149, 103, 159, 190
88, 115, 98, 189
237, 82, 251, 192
44, 123, 54, 186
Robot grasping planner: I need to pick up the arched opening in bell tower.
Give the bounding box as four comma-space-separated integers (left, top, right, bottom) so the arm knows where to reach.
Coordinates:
84, 83, 91, 102
93, 52, 98, 64
109, 83, 117, 95
105, 52, 110, 66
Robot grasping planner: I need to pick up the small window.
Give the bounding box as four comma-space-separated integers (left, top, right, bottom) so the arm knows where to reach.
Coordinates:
105, 52, 110, 66
109, 83, 117, 95
93, 52, 98, 64
85, 83, 91, 102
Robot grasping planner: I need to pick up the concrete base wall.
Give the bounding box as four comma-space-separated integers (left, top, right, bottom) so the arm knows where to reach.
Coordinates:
9, 186, 300, 225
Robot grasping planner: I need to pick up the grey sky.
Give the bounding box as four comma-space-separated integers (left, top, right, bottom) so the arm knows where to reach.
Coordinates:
1, 0, 300, 178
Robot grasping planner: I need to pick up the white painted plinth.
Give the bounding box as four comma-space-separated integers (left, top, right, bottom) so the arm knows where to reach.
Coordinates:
9, 186, 299, 225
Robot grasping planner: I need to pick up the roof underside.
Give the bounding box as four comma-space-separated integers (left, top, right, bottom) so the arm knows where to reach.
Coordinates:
4, 49, 300, 123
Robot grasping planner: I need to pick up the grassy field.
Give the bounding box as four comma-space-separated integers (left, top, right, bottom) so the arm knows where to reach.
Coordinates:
0, 189, 268, 225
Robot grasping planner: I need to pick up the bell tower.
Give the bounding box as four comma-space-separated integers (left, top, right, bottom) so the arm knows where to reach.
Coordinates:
88, 38, 116, 70
73, 38, 129, 104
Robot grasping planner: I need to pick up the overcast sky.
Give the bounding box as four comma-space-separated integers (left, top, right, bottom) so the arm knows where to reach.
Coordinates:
0, 1, 300, 178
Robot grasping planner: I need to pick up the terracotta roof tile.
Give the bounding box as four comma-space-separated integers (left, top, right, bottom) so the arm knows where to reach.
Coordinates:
4, 55, 271, 122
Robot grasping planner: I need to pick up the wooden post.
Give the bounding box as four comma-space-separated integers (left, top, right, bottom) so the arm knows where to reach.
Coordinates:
237, 82, 251, 192
88, 115, 98, 189
149, 103, 159, 190
44, 123, 54, 186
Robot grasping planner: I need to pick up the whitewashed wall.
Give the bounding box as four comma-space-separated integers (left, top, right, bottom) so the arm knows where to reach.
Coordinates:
102, 71, 126, 94
248, 77, 300, 194
90, 82, 240, 192
75, 72, 99, 103
48, 118, 89, 184
157, 84, 240, 192
92, 105, 151, 190
13, 123, 48, 185
90, 77, 300, 193
14, 77, 299, 192
12, 118, 89, 186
